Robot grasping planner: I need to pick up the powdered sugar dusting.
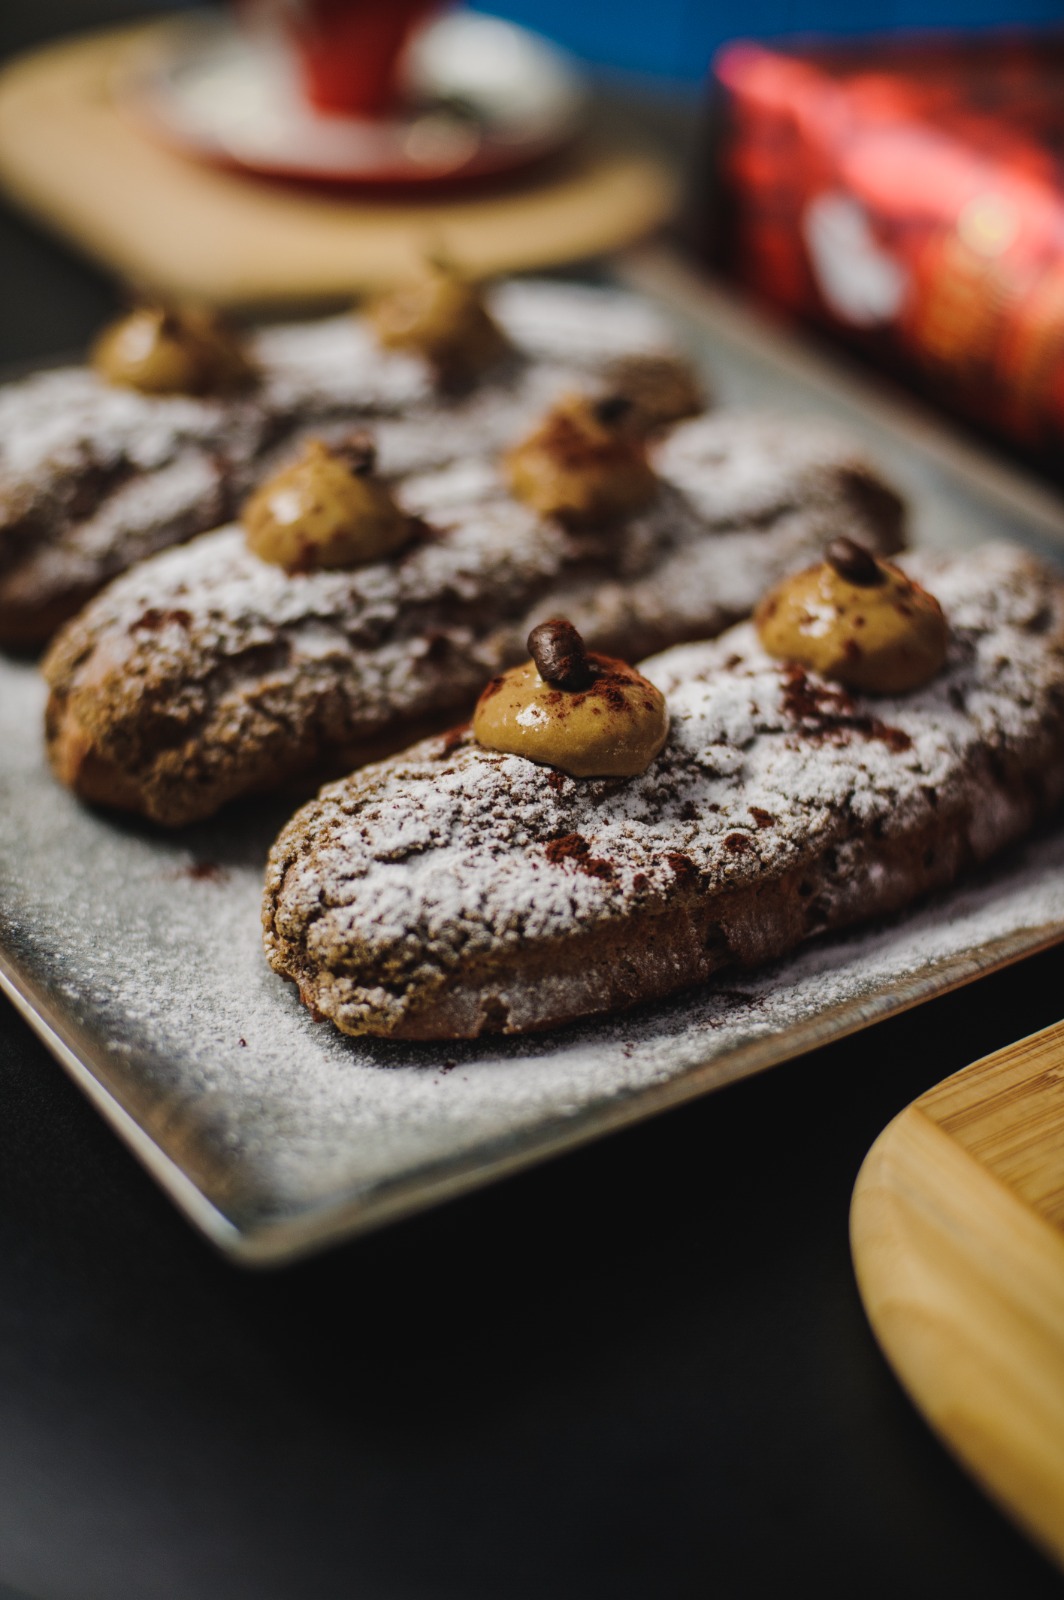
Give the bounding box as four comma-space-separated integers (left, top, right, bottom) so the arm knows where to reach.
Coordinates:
44, 453, 227, 585
656, 410, 884, 525
250, 279, 673, 417
488, 279, 675, 363
249, 316, 432, 415
2, 621, 1064, 1249
0, 368, 239, 486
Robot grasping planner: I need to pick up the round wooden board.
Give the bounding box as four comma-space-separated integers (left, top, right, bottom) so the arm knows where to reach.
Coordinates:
851, 1018, 1064, 1571
0, 20, 677, 310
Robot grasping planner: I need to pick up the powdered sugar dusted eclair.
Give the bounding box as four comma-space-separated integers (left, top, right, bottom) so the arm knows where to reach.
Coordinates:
262, 544, 1064, 1040
1, 275, 692, 647
43, 410, 903, 826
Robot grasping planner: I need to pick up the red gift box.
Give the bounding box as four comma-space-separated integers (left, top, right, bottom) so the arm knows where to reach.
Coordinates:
710, 32, 1064, 469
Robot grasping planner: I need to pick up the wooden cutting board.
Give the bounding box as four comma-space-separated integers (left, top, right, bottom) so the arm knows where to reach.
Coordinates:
851, 1017, 1064, 1569
0, 21, 676, 309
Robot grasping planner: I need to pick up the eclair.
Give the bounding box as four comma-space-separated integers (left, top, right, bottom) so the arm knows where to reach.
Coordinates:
262, 544, 1064, 1039
43, 410, 904, 826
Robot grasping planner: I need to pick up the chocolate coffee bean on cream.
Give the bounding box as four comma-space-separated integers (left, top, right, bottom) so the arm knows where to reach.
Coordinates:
756, 541, 949, 694
526, 618, 595, 690
92, 305, 254, 396
505, 393, 659, 525
599, 353, 706, 435
368, 257, 511, 385
473, 619, 669, 778
243, 437, 412, 572
824, 536, 883, 586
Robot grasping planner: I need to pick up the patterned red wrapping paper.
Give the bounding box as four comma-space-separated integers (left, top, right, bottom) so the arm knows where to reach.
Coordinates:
710, 33, 1064, 469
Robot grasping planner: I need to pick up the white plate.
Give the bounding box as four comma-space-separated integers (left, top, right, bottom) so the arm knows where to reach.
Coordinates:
116, 9, 586, 186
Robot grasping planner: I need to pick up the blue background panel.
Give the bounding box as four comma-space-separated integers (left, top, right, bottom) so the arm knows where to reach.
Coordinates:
485, 1, 1064, 81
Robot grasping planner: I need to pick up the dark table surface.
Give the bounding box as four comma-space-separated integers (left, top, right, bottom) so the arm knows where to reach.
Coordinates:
2, 7, 1064, 1598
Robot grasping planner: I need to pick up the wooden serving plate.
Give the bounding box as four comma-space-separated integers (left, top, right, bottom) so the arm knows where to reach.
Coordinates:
0, 20, 676, 307
851, 1018, 1064, 1569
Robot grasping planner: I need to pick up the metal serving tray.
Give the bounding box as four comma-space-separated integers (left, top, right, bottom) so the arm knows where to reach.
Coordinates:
3, 248, 1064, 1266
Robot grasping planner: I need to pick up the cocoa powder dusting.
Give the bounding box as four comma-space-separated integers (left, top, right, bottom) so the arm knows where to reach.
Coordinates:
131, 607, 193, 633
780, 664, 911, 752
437, 723, 469, 757
537, 411, 635, 470
545, 832, 616, 881
179, 860, 228, 882
781, 663, 854, 723
665, 851, 697, 883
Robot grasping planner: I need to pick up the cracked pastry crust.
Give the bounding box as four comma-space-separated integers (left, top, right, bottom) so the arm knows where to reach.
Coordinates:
0, 282, 679, 647
43, 412, 904, 826
262, 545, 1064, 1041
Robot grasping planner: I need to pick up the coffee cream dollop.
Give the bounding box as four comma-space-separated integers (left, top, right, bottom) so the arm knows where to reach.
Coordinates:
243, 437, 411, 572
91, 305, 254, 396
368, 258, 510, 384
505, 394, 659, 525
473, 619, 669, 778
755, 537, 949, 695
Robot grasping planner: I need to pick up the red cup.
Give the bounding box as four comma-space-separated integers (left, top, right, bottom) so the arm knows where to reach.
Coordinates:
271, 0, 443, 118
